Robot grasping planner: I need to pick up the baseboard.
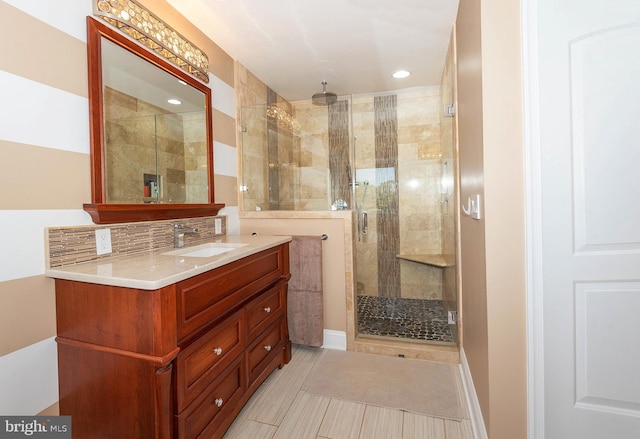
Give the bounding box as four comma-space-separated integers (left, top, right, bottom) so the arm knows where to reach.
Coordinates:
322, 329, 347, 351
459, 348, 488, 439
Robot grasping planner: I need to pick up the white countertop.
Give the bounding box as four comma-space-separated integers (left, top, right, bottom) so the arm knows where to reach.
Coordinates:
45, 235, 291, 290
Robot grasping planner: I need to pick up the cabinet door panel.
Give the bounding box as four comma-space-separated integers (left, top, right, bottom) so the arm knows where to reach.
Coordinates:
176, 357, 245, 439
247, 322, 284, 384
57, 340, 173, 439
175, 309, 245, 411
246, 283, 284, 339
177, 246, 285, 338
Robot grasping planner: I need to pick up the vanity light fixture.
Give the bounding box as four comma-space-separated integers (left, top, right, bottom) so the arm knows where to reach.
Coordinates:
93, 0, 209, 83
392, 70, 411, 79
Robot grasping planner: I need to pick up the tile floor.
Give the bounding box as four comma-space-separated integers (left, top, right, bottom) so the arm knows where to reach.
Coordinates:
223, 345, 474, 439
357, 296, 456, 345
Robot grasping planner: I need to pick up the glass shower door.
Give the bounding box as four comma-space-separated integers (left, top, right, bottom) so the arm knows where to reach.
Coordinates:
353, 88, 458, 346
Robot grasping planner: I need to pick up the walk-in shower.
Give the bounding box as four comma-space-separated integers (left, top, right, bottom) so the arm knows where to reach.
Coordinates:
351, 89, 458, 347
240, 83, 459, 348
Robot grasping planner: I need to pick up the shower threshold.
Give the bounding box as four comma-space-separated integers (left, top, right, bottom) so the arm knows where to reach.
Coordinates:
357, 295, 456, 345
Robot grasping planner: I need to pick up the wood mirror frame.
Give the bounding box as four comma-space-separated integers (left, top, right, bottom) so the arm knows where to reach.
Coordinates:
83, 17, 224, 224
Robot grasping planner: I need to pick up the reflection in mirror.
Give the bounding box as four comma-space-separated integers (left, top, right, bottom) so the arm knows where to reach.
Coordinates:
102, 38, 208, 204
84, 17, 224, 223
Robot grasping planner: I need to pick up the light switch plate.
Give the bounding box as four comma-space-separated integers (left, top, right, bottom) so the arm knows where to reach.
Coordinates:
95, 228, 112, 255
214, 218, 222, 234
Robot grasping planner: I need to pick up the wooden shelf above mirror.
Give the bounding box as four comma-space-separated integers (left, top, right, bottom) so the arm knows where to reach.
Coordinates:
83, 203, 225, 224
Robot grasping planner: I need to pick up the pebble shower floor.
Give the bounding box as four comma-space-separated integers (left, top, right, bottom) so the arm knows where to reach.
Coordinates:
356, 295, 455, 344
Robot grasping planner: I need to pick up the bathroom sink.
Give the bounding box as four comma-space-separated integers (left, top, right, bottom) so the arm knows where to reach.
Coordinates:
163, 242, 247, 258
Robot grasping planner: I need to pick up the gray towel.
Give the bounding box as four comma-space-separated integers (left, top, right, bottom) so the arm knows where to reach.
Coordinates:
287, 235, 324, 347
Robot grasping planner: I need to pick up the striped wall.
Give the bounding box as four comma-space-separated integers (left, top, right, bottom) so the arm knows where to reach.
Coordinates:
0, 0, 239, 415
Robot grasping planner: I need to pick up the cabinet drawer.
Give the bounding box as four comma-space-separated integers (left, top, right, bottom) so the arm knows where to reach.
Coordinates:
247, 322, 284, 383
176, 246, 285, 339
246, 284, 284, 339
176, 357, 245, 439
175, 309, 245, 411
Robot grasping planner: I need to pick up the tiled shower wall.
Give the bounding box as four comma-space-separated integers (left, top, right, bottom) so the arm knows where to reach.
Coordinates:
238, 60, 354, 212
236, 64, 300, 212
241, 100, 348, 212
46, 216, 227, 268
236, 73, 450, 302
290, 100, 332, 210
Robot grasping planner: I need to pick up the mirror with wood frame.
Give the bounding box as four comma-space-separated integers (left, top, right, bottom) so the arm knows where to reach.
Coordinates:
83, 17, 224, 223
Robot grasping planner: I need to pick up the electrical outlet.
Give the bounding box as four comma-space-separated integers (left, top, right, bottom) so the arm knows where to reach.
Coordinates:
447, 311, 458, 325
214, 218, 222, 234
95, 228, 112, 255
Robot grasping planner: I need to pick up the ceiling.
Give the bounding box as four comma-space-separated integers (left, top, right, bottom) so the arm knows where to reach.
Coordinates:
167, 0, 460, 102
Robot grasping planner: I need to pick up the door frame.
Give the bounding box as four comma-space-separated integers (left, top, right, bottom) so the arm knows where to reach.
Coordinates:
522, 0, 545, 437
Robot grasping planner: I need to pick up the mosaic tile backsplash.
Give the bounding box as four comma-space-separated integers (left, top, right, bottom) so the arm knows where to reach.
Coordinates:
46, 216, 227, 268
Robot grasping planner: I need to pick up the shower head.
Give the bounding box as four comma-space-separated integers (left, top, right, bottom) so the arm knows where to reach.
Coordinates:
312, 81, 337, 106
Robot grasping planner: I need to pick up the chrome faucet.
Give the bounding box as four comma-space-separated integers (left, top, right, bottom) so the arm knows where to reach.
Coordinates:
173, 223, 199, 248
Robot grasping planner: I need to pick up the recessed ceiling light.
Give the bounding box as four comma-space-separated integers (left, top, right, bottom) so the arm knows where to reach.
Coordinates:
177, 79, 187, 85
168, 99, 182, 105
392, 70, 411, 79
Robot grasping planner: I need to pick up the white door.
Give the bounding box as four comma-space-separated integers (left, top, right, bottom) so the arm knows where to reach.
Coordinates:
530, 0, 640, 438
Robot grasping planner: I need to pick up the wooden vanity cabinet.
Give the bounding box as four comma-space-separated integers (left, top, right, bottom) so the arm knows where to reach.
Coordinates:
55, 243, 291, 439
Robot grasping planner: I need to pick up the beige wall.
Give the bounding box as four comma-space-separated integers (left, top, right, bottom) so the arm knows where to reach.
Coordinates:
456, 0, 527, 438
141, 0, 235, 87
456, 0, 490, 424
239, 213, 353, 334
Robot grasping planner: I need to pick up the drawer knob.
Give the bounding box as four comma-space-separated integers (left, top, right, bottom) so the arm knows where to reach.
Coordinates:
264, 345, 272, 352
214, 398, 223, 407
263, 307, 271, 313
213, 347, 223, 356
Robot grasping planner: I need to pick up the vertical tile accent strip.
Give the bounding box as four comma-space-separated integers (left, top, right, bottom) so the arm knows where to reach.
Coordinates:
328, 100, 352, 209
267, 87, 280, 210
374, 95, 400, 297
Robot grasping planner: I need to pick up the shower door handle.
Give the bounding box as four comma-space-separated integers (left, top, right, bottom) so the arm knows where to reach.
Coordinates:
361, 211, 368, 235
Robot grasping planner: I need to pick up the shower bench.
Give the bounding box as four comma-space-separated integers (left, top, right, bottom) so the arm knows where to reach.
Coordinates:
396, 253, 455, 268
